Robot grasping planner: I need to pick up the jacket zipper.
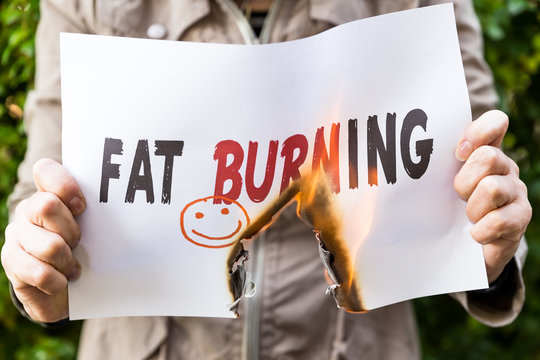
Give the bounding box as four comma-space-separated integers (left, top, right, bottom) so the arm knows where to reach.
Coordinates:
219, 2, 282, 358
241, 232, 266, 360
259, 0, 282, 44
221, 0, 259, 44
221, 0, 282, 45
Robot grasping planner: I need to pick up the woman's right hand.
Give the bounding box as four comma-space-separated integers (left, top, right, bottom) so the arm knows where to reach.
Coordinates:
1, 158, 85, 322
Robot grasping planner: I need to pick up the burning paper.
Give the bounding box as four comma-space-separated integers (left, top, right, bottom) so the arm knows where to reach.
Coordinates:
61, 4, 488, 320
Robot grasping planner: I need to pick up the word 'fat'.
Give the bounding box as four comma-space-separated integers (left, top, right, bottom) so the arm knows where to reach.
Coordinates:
99, 139, 184, 204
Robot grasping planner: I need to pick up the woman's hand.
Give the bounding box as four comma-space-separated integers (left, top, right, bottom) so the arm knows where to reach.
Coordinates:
1, 159, 85, 322
454, 110, 531, 283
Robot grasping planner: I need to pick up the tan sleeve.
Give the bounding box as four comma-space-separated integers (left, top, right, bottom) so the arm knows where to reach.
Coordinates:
423, 0, 499, 119
423, 0, 526, 326
7, 0, 91, 216
452, 238, 527, 327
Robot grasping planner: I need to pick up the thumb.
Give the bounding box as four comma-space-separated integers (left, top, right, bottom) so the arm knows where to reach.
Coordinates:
455, 110, 508, 162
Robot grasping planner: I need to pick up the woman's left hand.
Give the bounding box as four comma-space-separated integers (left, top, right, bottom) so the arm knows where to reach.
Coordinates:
454, 110, 532, 283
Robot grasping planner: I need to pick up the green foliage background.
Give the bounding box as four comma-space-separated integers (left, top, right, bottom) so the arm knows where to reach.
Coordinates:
0, 1, 81, 359
0, 0, 538, 358
416, 1, 540, 359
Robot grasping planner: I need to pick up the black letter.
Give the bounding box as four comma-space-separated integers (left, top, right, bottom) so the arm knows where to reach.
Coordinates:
400, 109, 433, 179
154, 140, 184, 204
367, 113, 396, 186
348, 119, 358, 189
125, 139, 154, 203
100, 138, 123, 203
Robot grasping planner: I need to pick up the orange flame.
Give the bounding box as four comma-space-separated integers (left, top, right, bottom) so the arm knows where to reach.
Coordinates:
296, 169, 322, 216
294, 171, 365, 311
228, 169, 374, 312
346, 190, 377, 291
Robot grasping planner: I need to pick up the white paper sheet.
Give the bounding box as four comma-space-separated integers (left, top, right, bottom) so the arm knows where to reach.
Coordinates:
61, 4, 488, 320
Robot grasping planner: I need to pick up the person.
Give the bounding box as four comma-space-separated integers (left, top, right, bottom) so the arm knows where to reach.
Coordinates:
1, 0, 532, 359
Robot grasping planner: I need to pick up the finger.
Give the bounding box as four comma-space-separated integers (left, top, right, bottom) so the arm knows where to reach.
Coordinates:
4, 262, 69, 322
470, 200, 531, 245
33, 158, 86, 215
454, 146, 518, 200
1, 238, 67, 296
19, 192, 81, 248
8, 222, 81, 280
11, 285, 68, 323
455, 110, 509, 161
465, 175, 521, 223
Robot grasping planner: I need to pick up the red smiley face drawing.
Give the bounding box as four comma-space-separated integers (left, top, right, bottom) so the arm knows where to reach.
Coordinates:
180, 196, 250, 249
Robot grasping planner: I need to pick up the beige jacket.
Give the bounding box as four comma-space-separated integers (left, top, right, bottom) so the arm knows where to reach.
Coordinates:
9, 0, 526, 359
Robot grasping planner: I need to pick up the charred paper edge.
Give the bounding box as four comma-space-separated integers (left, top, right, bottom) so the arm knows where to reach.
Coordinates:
226, 172, 366, 316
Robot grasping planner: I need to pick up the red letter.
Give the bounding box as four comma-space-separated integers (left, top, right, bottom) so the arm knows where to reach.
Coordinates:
213, 140, 244, 204
312, 123, 340, 193
280, 134, 308, 193
245, 140, 278, 202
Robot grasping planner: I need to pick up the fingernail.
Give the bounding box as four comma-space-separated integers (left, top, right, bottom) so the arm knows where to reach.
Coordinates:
69, 196, 85, 215
67, 263, 81, 281
455, 140, 472, 162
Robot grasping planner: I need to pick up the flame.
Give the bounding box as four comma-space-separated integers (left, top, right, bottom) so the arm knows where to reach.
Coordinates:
228, 105, 380, 312
347, 190, 377, 291
235, 181, 301, 242
228, 170, 373, 312
296, 169, 321, 217
294, 171, 365, 311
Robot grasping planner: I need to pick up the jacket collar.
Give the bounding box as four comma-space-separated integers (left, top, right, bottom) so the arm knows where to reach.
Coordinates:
169, 0, 211, 40
310, 0, 419, 26
168, 0, 419, 41
310, 0, 376, 25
